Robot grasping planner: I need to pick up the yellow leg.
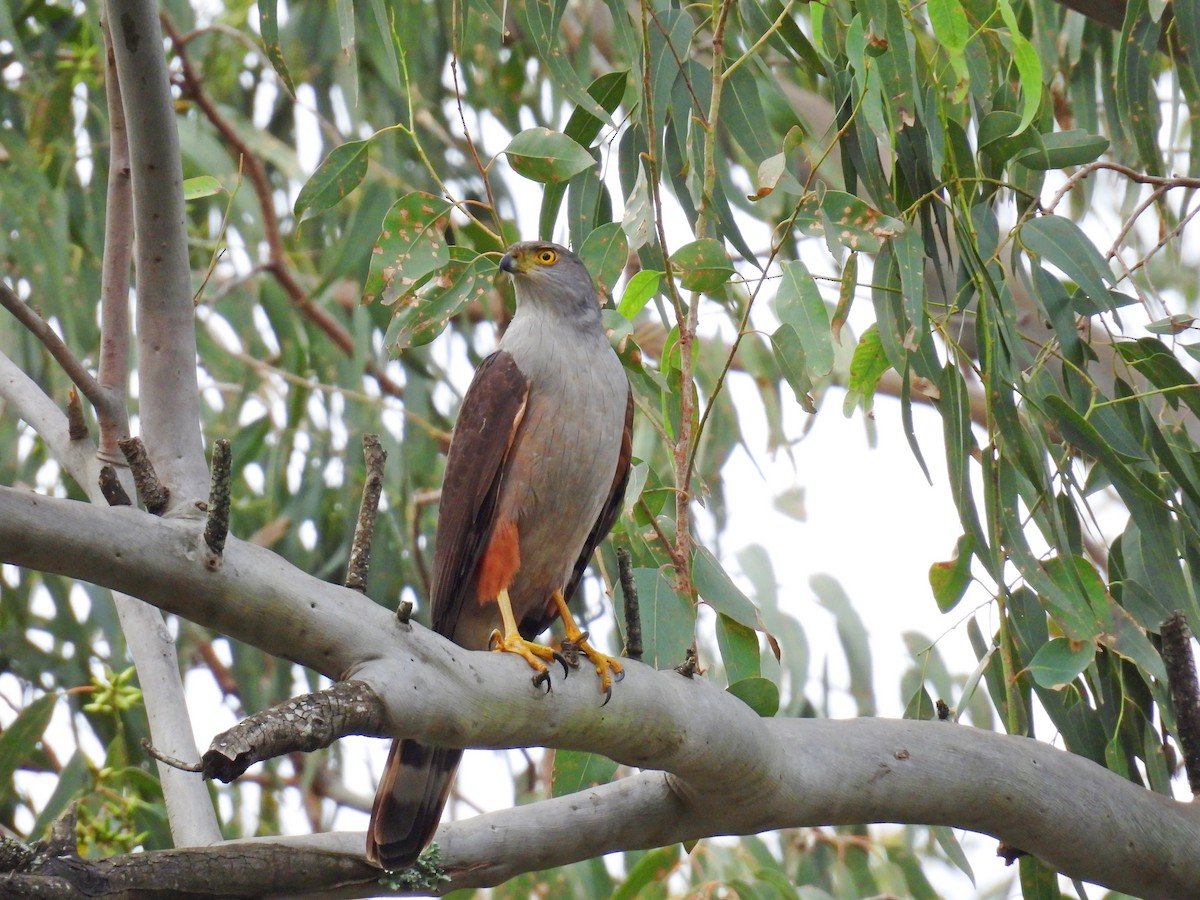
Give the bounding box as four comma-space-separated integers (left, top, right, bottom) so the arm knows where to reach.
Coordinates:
551, 590, 624, 701
489, 589, 566, 690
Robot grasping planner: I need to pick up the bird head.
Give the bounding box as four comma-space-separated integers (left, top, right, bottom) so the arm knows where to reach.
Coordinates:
499, 241, 601, 321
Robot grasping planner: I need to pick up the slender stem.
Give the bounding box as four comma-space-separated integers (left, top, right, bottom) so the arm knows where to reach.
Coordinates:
0, 283, 107, 412
97, 18, 133, 466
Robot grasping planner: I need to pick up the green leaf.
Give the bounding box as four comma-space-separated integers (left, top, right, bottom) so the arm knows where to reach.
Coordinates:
294, 139, 369, 221
716, 613, 761, 682
1019, 856, 1064, 898
770, 324, 816, 413
931, 825, 974, 885
504, 128, 597, 184
929, 534, 974, 613
257, 0, 295, 96
0, 693, 56, 793
903, 684, 936, 720
1012, 131, 1110, 170
774, 260, 833, 378
182, 176, 224, 200
613, 567, 695, 670
1115, 338, 1200, 418
1027, 637, 1095, 689
693, 546, 761, 630
843, 324, 890, 416
927, 0, 969, 51
552, 750, 619, 798
31, 749, 90, 840
1102, 603, 1167, 681
384, 250, 495, 350
363, 193, 453, 305
1145, 313, 1197, 334
795, 191, 905, 253
578, 223, 629, 300
831, 250, 858, 344
1117, 1, 1164, 175
1038, 555, 1108, 641
670, 239, 734, 293
1038, 395, 1162, 508
540, 71, 629, 234
1020, 216, 1113, 311
999, 0, 1043, 135
811, 574, 875, 716
611, 845, 681, 900
617, 270, 662, 319
727, 677, 780, 717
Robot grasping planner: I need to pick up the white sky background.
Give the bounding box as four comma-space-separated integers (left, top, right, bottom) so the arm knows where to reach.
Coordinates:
4, 7, 1200, 899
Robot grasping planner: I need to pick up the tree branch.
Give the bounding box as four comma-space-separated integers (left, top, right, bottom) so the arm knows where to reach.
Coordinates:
0, 282, 109, 415
97, 13, 134, 465
0, 485, 1198, 897
106, 0, 209, 506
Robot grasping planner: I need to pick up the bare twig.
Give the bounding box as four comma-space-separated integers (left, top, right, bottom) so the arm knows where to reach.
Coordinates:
1043, 162, 1200, 215
118, 436, 170, 515
1161, 611, 1200, 795
346, 435, 387, 593
203, 439, 232, 556
141, 738, 205, 773
617, 548, 642, 661
0, 282, 107, 414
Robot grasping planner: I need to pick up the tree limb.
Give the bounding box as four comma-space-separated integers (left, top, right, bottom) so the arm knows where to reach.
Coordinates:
106, 0, 209, 506
97, 13, 134, 465
0, 485, 1197, 898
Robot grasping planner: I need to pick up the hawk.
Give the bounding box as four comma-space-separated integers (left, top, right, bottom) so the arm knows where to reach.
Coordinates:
366, 241, 633, 869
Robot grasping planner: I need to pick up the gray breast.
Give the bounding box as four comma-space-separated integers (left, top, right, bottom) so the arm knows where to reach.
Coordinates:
493, 314, 628, 625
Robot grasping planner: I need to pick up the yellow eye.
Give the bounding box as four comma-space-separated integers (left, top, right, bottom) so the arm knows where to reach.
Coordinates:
535, 248, 558, 265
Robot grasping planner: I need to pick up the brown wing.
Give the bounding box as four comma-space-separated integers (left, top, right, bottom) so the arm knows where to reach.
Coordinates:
430, 350, 529, 638
367, 352, 528, 869
519, 384, 634, 639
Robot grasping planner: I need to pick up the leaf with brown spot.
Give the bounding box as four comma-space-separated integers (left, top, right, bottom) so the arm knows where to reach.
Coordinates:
362, 192, 453, 305
383, 250, 496, 350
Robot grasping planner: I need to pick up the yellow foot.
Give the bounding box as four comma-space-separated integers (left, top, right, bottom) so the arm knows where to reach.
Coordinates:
560, 630, 625, 705
488, 627, 568, 692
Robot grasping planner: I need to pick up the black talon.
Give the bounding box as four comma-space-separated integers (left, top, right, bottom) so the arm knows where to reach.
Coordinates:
601, 684, 613, 707
612, 667, 626, 683
552, 650, 570, 678
532, 669, 552, 693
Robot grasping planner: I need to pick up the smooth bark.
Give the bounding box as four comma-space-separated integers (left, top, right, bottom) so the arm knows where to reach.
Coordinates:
1, 484, 1197, 898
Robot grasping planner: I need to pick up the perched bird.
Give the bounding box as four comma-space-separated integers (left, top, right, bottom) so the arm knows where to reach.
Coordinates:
366, 241, 634, 870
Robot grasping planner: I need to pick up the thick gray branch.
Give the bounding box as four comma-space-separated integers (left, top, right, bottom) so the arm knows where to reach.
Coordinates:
1, 486, 1199, 897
